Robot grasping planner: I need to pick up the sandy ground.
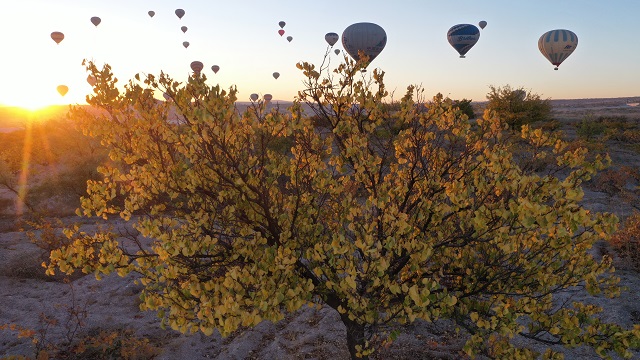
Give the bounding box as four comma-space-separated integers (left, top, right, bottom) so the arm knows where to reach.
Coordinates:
1, 97, 640, 359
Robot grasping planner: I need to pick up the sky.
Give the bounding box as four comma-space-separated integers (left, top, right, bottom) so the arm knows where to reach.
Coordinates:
1, 0, 639, 109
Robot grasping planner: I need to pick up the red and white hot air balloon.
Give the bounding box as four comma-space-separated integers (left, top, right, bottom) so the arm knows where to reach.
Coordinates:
278, 29, 285, 36
51, 31, 64, 44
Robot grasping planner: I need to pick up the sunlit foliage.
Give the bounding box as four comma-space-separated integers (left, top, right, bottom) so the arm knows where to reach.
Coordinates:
486, 85, 552, 131
45, 59, 639, 359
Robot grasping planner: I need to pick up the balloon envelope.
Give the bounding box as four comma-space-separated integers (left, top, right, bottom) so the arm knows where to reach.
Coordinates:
148, 11, 155, 18
278, 29, 285, 36
263, 94, 273, 102
272, 72, 280, 79
90, 17, 101, 27
447, 24, 480, 58
181, 26, 188, 33
51, 31, 64, 44
175, 9, 185, 19
190, 61, 204, 73
86, 75, 96, 86
250, 93, 259, 101
183, 41, 190, 48
57, 85, 68, 97
287, 36, 293, 42
538, 29, 578, 70
211, 65, 220, 74
341, 22, 387, 65
278, 21, 286, 28
325, 32, 339, 46
479, 21, 487, 29
334, 49, 341, 55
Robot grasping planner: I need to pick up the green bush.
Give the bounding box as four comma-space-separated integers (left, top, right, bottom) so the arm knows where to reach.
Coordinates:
485, 85, 552, 130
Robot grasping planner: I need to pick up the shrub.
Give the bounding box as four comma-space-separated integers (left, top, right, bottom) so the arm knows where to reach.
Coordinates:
485, 85, 552, 130
610, 212, 640, 271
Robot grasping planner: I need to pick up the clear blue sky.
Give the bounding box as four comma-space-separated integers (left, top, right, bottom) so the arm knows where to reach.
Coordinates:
2, 0, 639, 108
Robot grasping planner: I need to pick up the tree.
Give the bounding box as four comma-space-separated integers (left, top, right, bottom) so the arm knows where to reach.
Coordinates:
485, 85, 552, 130
46, 59, 640, 359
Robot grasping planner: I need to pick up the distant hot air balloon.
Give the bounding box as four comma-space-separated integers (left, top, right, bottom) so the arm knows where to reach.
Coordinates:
279, 21, 286, 29
181, 26, 188, 33
57, 85, 68, 97
538, 29, 578, 70
183, 41, 190, 48
278, 29, 285, 36
90, 17, 101, 27
263, 94, 273, 102
325, 32, 339, 46
514, 89, 526, 101
287, 36, 293, 42
334, 49, 341, 55
479, 21, 487, 30
250, 93, 259, 101
51, 32, 64, 44
87, 75, 96, 86
148, 11, 155, 18
341, 22, 387, 67
272, 72, 280, 80
211, 65, 220, 74
175, 9, 185, 19
190, 61, 204, 73
447, 24, 480, 58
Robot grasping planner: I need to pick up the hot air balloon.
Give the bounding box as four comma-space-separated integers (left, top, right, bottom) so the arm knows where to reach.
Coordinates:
287, 36, 293, 42
334, 49, 341, 55
514, 89, 526, 101
148, 11, 155, 18
51, 32, 64, 44
190, 61, 204, 73
325, 32, 339, 46
90, 17, 101, 27
279, 21, 286, 29
278, 29, 285, 36
250, 93, 259, 101
447, 24, 480, 58
183, 41, 190, 48
87, 75, 96, 86
479, 21, 487, 30
211, 65, 220, 74
272, 72, 280, 80
263, 94, 273, 102
175, 9, 185, 19
57, 85, 68, 97
181, 26, 188, 33
538, 29, 578, 70
341, 22, 387, 67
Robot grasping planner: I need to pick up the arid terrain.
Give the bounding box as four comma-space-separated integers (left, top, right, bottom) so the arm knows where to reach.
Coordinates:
1, 97, 639, 359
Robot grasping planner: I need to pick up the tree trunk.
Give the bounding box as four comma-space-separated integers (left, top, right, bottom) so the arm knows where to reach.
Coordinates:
341, 314, 368, 360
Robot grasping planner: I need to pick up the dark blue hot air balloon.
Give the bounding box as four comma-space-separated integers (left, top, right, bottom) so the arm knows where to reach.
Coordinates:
447, 24, 480, 58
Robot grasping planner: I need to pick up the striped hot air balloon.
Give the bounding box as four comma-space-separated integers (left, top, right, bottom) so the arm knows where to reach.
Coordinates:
341, 22, 387, 67
538, 29, 578, 70
447, 24, 480, 58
